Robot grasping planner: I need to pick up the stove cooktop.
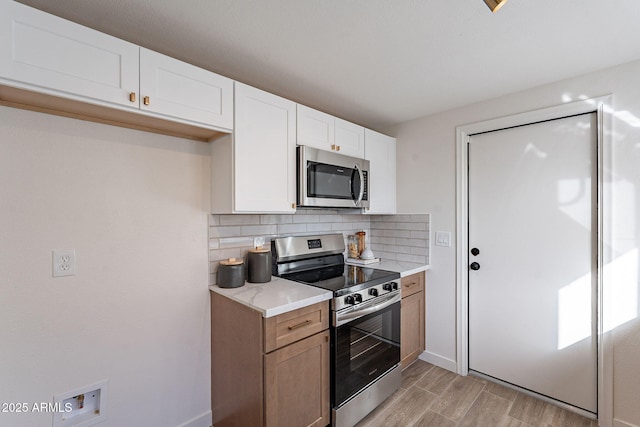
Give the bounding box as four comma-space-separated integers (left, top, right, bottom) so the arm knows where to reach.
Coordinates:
283, 264, 400, 297
271, 233, 400, 297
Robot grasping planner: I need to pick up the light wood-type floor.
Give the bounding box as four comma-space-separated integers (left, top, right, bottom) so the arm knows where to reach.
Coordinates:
356, 360, 598, 427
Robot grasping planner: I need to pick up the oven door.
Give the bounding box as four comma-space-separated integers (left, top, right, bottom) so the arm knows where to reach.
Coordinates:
332, 295, 400, 408
298, 145, 369, 208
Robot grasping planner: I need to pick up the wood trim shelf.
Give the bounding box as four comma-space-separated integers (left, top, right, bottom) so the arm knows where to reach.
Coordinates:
0, 84, 228, 142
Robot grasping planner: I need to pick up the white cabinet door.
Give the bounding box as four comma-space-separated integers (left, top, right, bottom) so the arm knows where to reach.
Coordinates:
335, 118, 365, 158
234, 82, 296, 213
297, 104, 364, 157
0, 0, 139, 109
364, 129, 396, 214
139, 48, 233, 131
297, 104, 334, 151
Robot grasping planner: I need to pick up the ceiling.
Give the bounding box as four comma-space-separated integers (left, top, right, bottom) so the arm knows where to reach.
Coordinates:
16, 0, 640, 132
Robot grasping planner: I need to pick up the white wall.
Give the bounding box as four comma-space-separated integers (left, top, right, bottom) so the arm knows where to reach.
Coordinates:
391, 59, 640, 426
0, 107, 212, 426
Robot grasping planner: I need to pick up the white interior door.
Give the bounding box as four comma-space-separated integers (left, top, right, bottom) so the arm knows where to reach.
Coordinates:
468, 113, 597, 414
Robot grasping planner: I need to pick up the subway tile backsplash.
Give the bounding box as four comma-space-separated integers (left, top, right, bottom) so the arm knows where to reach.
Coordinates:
370, 215, 431, 264
208, 209, 430, 285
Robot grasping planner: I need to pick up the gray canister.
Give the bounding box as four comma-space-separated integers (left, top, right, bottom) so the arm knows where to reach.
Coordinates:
247, 247, 272, 283
217, 258, 245, 288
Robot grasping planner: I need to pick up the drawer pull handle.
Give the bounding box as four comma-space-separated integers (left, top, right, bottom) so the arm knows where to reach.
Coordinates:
288, 319, 312, 330
404, 282, 418, 288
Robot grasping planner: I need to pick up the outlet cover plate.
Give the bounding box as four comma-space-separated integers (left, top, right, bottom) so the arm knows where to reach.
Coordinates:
52, 250, 76, 277
435, 231, 452, 247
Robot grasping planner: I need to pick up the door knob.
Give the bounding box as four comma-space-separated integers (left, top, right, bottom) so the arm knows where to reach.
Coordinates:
471, 248, 480, 256
470, 262, 480, 271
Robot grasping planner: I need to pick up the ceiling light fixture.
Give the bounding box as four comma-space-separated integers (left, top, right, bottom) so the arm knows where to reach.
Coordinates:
484, 0, 509, 12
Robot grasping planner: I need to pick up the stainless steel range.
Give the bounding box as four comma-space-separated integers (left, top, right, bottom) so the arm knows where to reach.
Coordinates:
272, 234, 401, 427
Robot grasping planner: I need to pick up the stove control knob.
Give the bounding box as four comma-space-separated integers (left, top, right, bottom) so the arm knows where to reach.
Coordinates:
383, 282, 399, 291
353, 293, 363, 303
344, 295, 355, 305
369, 288, 379, 297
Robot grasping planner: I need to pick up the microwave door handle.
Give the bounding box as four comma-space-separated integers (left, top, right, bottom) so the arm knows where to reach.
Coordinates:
354, 164, 364, 206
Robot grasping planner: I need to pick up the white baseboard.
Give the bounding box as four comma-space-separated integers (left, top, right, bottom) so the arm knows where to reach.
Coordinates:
614, 419, 639, 427
418, 350, 457, 373
178, 410, 212, 427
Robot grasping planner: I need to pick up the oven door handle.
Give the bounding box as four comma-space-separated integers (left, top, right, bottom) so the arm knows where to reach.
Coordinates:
334, 292, 401, 327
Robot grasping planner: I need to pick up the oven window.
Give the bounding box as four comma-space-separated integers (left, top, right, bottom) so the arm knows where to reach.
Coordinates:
307, 162, 360, 200
332, 301, 400, 407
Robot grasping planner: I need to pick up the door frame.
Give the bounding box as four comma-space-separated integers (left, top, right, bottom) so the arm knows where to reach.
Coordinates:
455, 95, 613, 424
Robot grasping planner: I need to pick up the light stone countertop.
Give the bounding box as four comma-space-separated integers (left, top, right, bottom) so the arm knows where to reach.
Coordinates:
346, 259, 430, 277
209, 276, 333, 318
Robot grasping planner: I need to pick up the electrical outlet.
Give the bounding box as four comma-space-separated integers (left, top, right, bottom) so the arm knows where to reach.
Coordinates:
52, 250, 76, 277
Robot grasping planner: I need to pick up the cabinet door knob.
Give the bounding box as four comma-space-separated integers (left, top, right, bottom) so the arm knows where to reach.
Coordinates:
336, 145, 341, 151
331, 144, 336, 151
143, 96, 150, 105
129, 92, 136, 102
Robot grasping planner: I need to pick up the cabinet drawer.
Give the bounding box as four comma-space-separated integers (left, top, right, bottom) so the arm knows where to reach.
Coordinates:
401, 272, 424, 298
264, 301, 329, 353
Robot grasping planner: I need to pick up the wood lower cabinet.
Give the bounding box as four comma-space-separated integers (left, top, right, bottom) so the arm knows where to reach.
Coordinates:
211, 293, 330, 427
401, 272, 425, 369
264, 331, 329, 427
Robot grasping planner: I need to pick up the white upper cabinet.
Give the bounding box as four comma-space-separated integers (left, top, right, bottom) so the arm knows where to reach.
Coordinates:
335, 117, 365, 158
0, 0, 139, 109
211, 82, 296, 213
234, 83, 296, 212
297, 104, 364, 158
0, 1, 233, 136
297, 104, 334, 150
364, 129, 397, 214
139, 48, 233, 130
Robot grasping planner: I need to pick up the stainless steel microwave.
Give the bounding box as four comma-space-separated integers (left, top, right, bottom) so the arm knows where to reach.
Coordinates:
297, 145, 369, 209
